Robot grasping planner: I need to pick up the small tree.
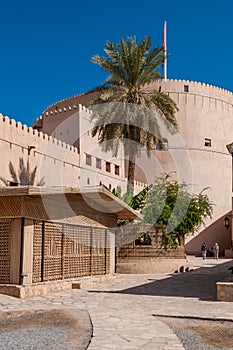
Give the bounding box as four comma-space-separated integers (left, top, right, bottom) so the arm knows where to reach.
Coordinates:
103, 184, 151, 211
103, 184, 151, 228
142, 174, 213, 247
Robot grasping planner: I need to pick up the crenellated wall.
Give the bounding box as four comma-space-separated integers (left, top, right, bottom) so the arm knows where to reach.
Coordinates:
34, 79, 233, 135
0, 114, 80, 187
33, 90, 98, 137
150, 79, 233, 102
0, 111, 127, 191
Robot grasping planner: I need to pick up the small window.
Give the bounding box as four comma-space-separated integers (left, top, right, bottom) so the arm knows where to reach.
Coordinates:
205, 138, 211, 147
109, 184, 112, 190
87, 178, 90, 185
156, 138, 168, 151
86, 154, 92, 166
115, 165, 120, 175
96, 158, 102, 169
106, 161, 111, 172
9, 181, 19, 187
184, 85, 189, 93
99, 181, 102, 186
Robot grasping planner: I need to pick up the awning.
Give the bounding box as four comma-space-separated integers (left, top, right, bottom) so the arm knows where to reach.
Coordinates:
0, 185, 142, 221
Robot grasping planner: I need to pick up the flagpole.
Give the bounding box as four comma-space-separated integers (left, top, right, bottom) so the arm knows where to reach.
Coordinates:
163, 20, 167, 81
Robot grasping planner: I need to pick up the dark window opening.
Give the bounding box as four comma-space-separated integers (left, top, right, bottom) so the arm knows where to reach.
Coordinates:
184, 85, 189, 93
205, 138, 211, 147
96, 158, 102, 169
8, 181, 19, 187
87, 178, 90, 185
86, 154, 92, 166
106, 162, 111, 172
115, 165, 120, 175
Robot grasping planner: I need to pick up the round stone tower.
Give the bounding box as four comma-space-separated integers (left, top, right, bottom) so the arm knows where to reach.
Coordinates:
150, 79, 233, 254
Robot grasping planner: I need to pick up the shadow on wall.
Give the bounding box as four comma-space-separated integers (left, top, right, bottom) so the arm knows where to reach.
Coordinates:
185, 214, 231, 256
0, 159, 45, 186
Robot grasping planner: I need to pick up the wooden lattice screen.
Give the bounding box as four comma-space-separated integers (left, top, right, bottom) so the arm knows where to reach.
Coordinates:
32, 220, 111, 283
33, 221, 42, 283
63, 224, 91, 279
92, 227, 110, 275
117, 223, 184, 261
0, 219, 12, 283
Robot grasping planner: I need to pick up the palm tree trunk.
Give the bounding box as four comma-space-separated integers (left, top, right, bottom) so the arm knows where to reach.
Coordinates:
127, 151, 136, 194
126, 124, 137, 194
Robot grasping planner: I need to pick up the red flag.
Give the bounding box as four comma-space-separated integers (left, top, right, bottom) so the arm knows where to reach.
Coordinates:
162, 21, 167, 51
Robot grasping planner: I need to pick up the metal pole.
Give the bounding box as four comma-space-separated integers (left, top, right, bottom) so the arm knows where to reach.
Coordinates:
163, 21, 167, 81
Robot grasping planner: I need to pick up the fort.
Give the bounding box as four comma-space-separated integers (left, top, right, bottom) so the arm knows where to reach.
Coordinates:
1, 79, 233, 257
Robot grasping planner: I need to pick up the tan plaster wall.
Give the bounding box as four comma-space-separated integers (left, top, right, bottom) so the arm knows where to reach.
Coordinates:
149, 80, 233, 254
0, 115, 79, 187
0, 114, 126, 191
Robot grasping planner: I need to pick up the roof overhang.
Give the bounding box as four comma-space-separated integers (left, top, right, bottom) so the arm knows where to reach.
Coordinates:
0, 186, 142, 221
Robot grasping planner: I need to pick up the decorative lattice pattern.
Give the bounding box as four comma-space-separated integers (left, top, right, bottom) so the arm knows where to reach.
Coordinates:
0, 197, 22, 217
43, 222, 63, 281
0, 219, 12, 283
117, 224, 184, 261
32, 221, 111, 283
63, 225, 91, 278
32, 221, 43, 283
92, 228, 110, 275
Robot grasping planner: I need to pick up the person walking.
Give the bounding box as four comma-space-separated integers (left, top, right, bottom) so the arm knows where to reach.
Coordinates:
213, 242, 219, 260
201, 243, 208, 260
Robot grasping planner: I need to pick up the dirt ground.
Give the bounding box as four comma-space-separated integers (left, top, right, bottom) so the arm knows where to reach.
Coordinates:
161, 316, 233, 349
0, 309, 92, 349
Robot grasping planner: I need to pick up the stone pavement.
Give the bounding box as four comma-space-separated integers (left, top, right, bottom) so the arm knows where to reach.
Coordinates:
0, 257, 233, 349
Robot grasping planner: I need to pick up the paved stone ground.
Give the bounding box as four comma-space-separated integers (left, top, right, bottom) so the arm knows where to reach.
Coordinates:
0, 257, 233, 349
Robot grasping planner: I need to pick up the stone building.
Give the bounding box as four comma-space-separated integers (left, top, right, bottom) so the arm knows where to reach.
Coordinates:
0, 186, 140, 297
33, 79, 233, 255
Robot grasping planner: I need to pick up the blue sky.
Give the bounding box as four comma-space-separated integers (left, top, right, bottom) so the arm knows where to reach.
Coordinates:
1, 0, 233, 126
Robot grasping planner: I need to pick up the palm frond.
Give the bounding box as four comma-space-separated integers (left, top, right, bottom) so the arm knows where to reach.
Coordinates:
89, 36, 179, 192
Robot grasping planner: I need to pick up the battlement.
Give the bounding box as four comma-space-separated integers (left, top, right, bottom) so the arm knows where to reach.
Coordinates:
151, 79, 233, 103
0, 114, 79, 154
33, 79, 233, 133
42, 91, 87, 114
78, 103, 93, 118
155, 79, 233, 94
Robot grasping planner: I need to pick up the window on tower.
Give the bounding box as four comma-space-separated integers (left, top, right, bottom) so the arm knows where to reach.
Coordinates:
204, 138, 211, 147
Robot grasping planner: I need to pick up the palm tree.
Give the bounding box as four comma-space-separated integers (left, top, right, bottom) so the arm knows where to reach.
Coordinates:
88, 36, 178, 194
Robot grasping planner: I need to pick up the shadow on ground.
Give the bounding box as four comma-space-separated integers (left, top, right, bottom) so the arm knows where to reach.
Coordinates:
89, 260, 233, 301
